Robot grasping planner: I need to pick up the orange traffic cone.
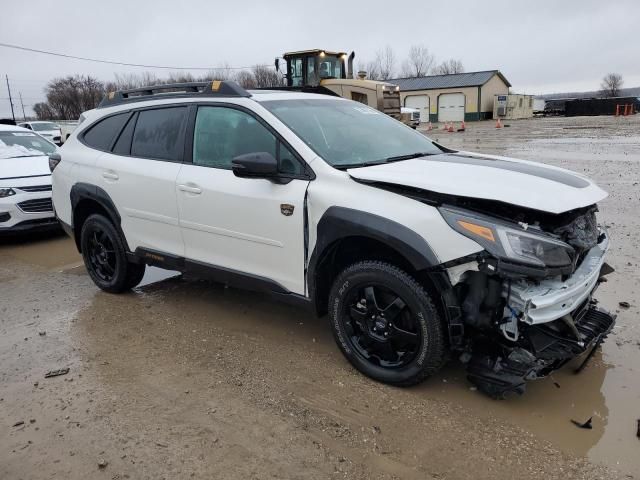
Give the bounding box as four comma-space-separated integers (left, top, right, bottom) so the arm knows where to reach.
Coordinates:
495, 117, 502, 128
459, 120, 466, 131
447, 123, 454, 133
427, 122, 433, 131
442, 122, 448, 130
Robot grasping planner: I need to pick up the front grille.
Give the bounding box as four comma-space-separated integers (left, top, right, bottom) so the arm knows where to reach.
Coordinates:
17, 185, 52, 193
17, 197, 53, 213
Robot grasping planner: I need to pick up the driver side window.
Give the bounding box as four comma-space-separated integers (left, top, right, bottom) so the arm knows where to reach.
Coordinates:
192, 106, 304, 175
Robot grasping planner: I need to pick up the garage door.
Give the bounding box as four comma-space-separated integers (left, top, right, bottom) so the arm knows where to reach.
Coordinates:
438, 93, 465, 122
404, 95, 430, 123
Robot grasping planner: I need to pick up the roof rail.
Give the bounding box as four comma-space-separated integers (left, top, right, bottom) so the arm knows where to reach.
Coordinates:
98, 80, 251, 108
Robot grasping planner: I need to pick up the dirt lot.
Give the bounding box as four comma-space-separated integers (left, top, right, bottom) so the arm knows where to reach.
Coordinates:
1, 115, 638, 479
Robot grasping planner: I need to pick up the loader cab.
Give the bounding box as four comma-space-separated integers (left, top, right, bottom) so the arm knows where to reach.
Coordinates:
283, 50, 349, 87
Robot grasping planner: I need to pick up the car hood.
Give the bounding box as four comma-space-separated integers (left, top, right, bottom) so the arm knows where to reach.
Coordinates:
347, 152, 608, 214
0, 155, 51, 182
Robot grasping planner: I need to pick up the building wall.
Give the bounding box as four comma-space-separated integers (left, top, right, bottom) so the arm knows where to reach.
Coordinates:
398, 73, 511, 122
479, 75, 509, 119
493, 94, 534, 119
400, 86, 479, 122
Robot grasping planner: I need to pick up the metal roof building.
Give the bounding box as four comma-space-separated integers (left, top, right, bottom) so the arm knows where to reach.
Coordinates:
388, 70, 511, 122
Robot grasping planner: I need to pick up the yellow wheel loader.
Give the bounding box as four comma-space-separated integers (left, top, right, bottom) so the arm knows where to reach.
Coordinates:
275, 49, 405, 123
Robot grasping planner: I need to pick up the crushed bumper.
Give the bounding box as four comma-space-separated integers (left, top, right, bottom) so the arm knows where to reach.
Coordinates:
466, 305, 615, 398
507, 229, 609, 325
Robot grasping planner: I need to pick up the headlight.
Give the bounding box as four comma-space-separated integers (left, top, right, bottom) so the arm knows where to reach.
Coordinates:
440, 206, 574, 269
0, 188, 16, 198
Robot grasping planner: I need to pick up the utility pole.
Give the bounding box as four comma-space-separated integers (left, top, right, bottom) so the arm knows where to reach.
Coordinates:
19, 92, 27, 121
5, 75, 16, 122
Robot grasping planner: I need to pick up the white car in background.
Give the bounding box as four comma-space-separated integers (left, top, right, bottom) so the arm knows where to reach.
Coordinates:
0, 124, 59, 233
18, 121, 62, 146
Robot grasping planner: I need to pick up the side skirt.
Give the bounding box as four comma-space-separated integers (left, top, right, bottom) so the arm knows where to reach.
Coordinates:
134, 247, 313, 310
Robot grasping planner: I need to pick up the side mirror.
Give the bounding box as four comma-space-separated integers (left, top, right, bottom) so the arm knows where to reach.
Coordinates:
231, 152, 278, 179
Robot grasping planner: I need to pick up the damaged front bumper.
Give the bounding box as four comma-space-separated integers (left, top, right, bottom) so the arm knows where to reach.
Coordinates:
508, 229, 609, 325
460, 229, 616, 398
466, 305, 615, 398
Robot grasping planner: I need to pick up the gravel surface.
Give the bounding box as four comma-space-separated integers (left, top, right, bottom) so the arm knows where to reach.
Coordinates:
1, 114, 638, 479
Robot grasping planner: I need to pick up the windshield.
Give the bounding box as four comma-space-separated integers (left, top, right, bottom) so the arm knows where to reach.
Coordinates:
31, 122, 60, 131
0, 132, 56, 159
262, 99, 443, 168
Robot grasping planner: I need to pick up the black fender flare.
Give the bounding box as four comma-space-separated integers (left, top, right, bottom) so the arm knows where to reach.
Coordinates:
69, 183, 130, 252
307, 206, 465, 348
307, 206, 440, 301
309, 206, 439, 273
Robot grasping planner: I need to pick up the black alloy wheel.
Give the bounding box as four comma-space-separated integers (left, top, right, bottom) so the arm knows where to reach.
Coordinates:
80, 214, 145, 293
346, 284, 421, 368
328, 261, 447, 386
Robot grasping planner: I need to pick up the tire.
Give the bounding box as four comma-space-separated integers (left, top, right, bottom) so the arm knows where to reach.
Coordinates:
80, 214, 145, 293
328, 261, 446, 387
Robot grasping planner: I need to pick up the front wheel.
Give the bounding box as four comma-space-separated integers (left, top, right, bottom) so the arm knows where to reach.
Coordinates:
328, 261, 447, 386
80, 214, 145, 293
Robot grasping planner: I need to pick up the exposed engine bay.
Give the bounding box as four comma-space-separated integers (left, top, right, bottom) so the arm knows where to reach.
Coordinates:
372, 181, 616, 398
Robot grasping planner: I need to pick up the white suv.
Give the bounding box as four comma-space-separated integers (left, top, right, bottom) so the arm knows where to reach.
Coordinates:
52, 81, 615, 398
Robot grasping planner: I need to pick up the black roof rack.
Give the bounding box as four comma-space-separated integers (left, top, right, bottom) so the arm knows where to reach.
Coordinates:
98, 80, 251, 108
251, 85, 341, 97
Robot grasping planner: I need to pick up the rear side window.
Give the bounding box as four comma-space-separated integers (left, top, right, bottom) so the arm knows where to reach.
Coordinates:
112, 113, 137, 155
83, 113, 129, 151
131, 107, 187, 161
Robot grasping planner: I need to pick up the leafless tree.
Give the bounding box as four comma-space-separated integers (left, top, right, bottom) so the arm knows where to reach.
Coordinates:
371, 46, 396, 80
600, 73, 623, 97
251, 65, 283, 88
434, 59, 465, 75
44, 75, 105, 119
234, 70, 257, 89
355, 60, 381, 80
33, 102, 55, 120
400, 45, 435, 78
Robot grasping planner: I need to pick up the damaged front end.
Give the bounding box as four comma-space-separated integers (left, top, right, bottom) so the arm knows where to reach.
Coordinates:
440, 204, 616, 398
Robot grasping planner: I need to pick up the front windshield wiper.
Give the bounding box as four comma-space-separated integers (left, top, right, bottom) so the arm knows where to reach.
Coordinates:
334, 160, 388, 170
385, 152, 435, 162
5, 154, 44, 158
334, 152, 437, 170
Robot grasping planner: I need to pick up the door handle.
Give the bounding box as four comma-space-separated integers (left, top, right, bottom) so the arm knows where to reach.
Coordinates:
178, 184, 202, 195
102, 171, 119, 181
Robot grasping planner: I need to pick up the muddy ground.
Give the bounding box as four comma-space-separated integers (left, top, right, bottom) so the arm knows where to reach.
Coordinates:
1, 115, 638, 479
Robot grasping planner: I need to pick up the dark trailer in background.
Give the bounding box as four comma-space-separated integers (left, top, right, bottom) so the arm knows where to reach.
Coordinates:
564, 96, 639, 116
543, 98, 573, 116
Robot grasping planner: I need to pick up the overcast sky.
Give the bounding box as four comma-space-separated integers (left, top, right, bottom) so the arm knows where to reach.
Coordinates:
2, 0, 639, 118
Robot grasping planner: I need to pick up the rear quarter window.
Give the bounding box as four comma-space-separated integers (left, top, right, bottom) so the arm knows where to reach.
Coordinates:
82, 113, 130, 151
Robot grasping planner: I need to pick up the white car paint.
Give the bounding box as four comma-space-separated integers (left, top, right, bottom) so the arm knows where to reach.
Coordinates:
0, 124, 57, 231
52, 90, 606, 304
18, 121, 62, 145
347, 152, 607, 214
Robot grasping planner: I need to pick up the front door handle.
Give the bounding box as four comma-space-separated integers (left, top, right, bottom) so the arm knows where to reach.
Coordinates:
178, 184, 202, 195
102, 171, 119, 181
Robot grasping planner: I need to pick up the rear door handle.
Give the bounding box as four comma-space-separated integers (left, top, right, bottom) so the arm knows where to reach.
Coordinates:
178, 184, 202, 195
102, 171, 119, 181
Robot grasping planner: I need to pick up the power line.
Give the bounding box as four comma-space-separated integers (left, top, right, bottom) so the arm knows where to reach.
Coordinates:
0, 41, 272, 71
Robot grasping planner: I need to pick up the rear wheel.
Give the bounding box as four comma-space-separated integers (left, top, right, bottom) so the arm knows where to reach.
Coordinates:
80, 214, 145, 293
328, 261, 446, 386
